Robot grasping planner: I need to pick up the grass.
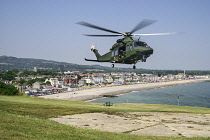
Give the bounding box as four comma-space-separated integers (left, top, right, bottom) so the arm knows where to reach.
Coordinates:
1, 95, 210, 140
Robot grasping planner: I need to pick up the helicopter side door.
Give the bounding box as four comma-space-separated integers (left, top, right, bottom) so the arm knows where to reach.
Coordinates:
118, 45, 126, 60
111, 49, 119, 62
126, 42, 133, 56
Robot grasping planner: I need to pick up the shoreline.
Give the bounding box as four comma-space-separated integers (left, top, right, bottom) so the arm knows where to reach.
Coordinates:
40, 79, 210, 102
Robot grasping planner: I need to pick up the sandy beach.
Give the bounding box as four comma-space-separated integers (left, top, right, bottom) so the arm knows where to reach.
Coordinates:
41, 79, 209, 101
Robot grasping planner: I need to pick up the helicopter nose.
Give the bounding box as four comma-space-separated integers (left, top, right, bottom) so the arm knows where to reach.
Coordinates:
143, 48, 153, 55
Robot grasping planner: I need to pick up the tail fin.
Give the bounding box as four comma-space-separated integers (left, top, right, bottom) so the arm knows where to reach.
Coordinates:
90, 43, 101, 60
92, 49, 101, 60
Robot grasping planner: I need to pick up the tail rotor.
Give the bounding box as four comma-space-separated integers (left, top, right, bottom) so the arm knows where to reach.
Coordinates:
91, 42, 96, 51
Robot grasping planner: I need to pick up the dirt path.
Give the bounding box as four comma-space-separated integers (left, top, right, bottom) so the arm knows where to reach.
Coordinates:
50, 112, 210, 137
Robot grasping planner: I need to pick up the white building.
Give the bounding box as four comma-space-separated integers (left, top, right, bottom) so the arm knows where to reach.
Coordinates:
104, 76, 113, 83
45, 78, 59, 87
92, 76, 104, 84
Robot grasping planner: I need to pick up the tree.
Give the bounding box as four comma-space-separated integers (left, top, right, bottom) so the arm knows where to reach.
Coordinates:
11, 68, 19, 74
19, 79, 26, 85
158, 73, 162, 77
19, 70, 36, 77
45, 81, 51, 86
0, 82, 19, 95
0, 71, 17, 81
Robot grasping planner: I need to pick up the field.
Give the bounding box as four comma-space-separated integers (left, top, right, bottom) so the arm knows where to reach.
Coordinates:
1, 95, 210, 140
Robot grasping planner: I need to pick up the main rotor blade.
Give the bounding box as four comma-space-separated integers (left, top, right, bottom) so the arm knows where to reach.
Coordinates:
77, 21, 123, 35
130, 19, 157, 34
83, 34, 122, 37
132, 32, 181, 36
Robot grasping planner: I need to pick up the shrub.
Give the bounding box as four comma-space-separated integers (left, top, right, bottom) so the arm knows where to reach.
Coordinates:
0, 82, 19, 96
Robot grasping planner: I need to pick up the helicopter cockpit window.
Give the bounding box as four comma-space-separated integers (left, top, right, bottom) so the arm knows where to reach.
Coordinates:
112, 49, 118, 56
126, 45, 129, 51
126, 45, 131, 51
134, 42, 147, 47
126, 44, 133, 51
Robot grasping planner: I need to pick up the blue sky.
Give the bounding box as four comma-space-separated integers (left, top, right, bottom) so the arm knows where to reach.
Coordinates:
1, 0, 210, 70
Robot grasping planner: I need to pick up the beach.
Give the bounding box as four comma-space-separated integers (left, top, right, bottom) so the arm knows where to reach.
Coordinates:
41, 79, 209, 101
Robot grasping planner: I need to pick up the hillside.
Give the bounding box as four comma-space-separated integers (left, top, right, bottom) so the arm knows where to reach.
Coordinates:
1, 95, 210, 139
1, 56, 210, 75
0, 56, 126, 72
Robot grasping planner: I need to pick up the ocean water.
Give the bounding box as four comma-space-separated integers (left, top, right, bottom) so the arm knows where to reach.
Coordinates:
91, 82, 210, 108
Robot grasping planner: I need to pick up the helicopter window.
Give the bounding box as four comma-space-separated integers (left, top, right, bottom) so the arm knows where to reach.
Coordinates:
134, 42, 147, 47
126, 45, 130, 51
126, 43, 133, 51
134, 42, 139, 47
115, 49, 118, 55
130, 45, 133, 50
112, 51, 115, 56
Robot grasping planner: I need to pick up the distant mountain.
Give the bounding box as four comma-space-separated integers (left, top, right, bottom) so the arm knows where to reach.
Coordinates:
0, 56, 142, 72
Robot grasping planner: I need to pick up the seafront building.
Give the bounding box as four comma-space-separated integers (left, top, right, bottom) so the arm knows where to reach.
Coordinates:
1, 71, 209, 96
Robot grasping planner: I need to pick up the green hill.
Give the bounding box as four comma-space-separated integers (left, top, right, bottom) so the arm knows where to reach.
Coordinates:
1, 95, 210, 140
0, 56, 138, 72
1, 56, 210, 75
0, 55, 100, 72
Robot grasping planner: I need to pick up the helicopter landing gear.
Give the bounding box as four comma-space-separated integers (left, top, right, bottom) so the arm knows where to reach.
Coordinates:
133, 65, 136, 69
142, 55, 147, 62
142, 59, 146, 62
112, 64, 115, 68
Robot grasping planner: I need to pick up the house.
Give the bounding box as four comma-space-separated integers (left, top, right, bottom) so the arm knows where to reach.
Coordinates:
104, 75, 113, 83
33, 82, 41, 89
92, 76, 104, 84
84, 78, 92, 84
45, 78, 59, 87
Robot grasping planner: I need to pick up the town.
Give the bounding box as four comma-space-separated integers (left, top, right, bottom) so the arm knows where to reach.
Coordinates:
0, 68, 209, 97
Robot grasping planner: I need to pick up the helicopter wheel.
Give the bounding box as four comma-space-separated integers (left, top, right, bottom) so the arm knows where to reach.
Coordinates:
112, 64, 114, 68
142, 58, 146, 62
133, 65, 136, 69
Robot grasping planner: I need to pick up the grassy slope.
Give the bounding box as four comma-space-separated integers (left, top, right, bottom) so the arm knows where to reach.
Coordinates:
1, 95, 210, 140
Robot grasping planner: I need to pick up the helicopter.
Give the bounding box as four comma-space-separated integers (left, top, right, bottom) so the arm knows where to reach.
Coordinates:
77, 19, 178, 69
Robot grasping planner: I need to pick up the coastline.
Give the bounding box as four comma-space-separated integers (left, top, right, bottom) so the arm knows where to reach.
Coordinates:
40, 79, 210, 101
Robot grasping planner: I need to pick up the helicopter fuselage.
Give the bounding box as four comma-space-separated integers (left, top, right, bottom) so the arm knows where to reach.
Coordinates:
85, 37, 153, 68
78, 19, 176, 69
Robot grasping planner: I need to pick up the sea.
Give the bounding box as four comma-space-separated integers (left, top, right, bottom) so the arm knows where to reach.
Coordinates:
91, 81, 210, 108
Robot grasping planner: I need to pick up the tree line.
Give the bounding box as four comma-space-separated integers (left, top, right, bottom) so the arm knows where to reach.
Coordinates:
0, 69, 61, 81
0, 69, 61, 87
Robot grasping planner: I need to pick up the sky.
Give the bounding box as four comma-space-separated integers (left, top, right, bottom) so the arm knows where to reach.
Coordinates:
1, 0, 210, 70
